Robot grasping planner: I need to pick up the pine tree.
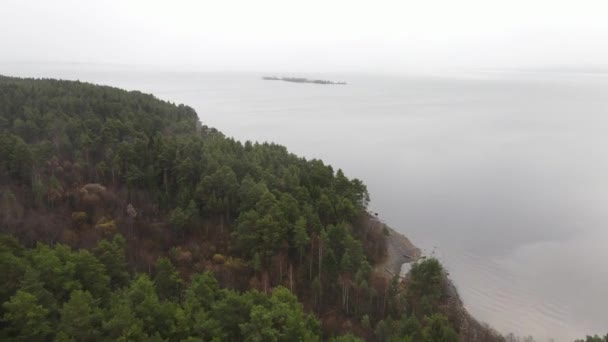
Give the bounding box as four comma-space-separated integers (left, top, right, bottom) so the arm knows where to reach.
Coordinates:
2, 290, 51, 341
58, 290, 103, 341
153, 257, 183, 301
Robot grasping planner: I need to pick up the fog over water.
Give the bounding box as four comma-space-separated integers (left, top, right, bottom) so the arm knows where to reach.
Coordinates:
3, 65, 608, 340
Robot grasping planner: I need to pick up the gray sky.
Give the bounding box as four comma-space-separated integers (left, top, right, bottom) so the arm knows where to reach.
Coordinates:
2, 0, 607, 73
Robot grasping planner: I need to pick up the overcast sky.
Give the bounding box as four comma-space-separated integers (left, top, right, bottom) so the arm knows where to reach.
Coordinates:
2, 0, 607, 73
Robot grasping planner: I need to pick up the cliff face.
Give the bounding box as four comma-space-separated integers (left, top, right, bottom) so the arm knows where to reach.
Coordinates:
368, 218, 419, 278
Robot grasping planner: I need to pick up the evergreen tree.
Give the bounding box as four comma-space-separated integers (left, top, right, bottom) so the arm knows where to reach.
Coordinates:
154, 257, 183, 301
58, 290, 103, 341
2, 290, 51, 341
93, 235, 130, 289
421, 314, 458, 342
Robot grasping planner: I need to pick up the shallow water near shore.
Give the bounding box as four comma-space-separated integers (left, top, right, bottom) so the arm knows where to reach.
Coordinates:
3, 64, 608, 341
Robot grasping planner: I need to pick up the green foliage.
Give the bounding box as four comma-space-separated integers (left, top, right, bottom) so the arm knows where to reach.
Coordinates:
2, 290, 51, 341
93, 234, 130, 289
1, 244, 320, 341
28, 243, 80, 302
237, 287, 321, 342
19, 268, 58, 314
184, 272, 220, 310
407, 258, 444, 317
421, 314, 458, 342
240, 304, 280, 342
154, 257, 183, 301
169, 201, 198, 235
400, 315, 422, 340
0, 236, 322, 340
102, 293, 147, 341
0, 237, 27, 304
234, 190, 289, 263
58, 290, 103, 341
361, 314, 371, 330
352, 257, 461, 342
73, 249, 111, 299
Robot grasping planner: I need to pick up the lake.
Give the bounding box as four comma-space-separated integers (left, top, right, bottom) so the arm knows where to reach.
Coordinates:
3, 64, 607, 341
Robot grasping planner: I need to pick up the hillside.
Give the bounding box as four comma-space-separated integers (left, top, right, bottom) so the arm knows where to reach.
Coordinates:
0, 75, 503, 341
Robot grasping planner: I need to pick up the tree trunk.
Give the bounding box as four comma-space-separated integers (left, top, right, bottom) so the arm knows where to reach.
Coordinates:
342, 281, 346, 310
289, 263, 293, 292
163, 168, 168, 194
309, 237, 314, 280
346, 286, 350, 315
382, 285, 387, 316
318, 237, 323, 280
263, 271, 269, 295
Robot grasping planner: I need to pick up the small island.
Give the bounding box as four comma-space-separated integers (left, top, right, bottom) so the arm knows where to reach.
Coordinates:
262, 76, 346, 85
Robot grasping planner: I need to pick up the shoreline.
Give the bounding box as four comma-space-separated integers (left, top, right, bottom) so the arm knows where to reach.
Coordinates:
384, 226, 421, 277
370, 215, 502, 340
368, 215, 421, 278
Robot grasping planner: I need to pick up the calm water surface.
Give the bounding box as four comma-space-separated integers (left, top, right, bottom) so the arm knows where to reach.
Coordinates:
4, 64, 608, 341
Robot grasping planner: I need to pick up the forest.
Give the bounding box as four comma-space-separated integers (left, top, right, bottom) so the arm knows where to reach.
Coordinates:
0, 75, 597, 341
